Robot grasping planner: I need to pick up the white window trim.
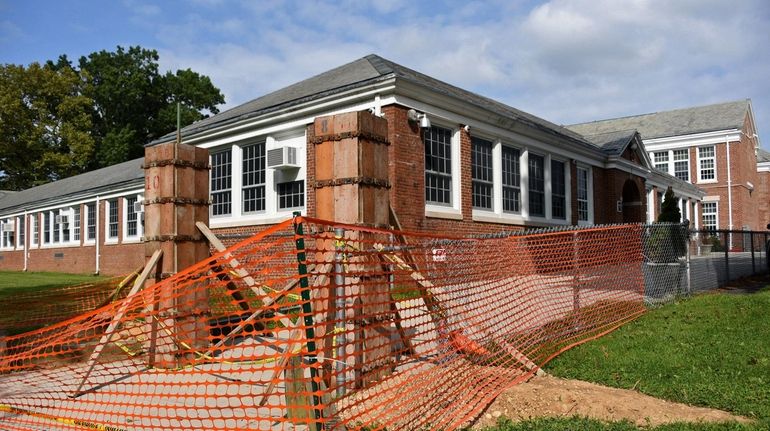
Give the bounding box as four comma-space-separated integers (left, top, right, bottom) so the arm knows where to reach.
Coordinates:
702, 201, 718, 230
105, 199, 120, 244
122, 195, 144, 243
30, 213, 39, 248
576, 165, 594, 226
697, 145, 717, 184
425, 124, 462, 219
84, 202, 97, 245
208, 130, 307, 229
0, 217, 15, 250
37, 207, 81, 249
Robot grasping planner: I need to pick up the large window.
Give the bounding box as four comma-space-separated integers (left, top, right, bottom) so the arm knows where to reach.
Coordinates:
502, 146, 521, 213
1, 218, 13, 249
107, 199, 119, 240
31, 213, 38, 246
471, 137, 493, 210
528, 153, 545, 217
73, 206, 81, 242
673, 149, 689, 182
551, 160, 566, 219
86, 203, 96, 241
17, 215, 25, 249
698, 146, 716, 181
702, 202, 717, 231
43, 212, 51, 244
653, 151, 669, 172
211, 150, 232, 216
242, 142, 266, 213
124, 196, 141, 239
424, 126, 453, 205
577, 167, 591, 222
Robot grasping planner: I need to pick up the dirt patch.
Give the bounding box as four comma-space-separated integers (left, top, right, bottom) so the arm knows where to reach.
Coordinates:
473, 374, 751, 428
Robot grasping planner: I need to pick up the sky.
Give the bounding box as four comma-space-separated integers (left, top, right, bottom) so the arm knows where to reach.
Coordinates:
2, 0, 770, 150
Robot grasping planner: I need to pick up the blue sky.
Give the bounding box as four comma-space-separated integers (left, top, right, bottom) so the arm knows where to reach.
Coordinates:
3, 0, 770, 149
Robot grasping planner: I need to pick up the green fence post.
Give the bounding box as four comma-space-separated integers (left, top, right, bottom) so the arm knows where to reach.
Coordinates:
292, 211, 324, 431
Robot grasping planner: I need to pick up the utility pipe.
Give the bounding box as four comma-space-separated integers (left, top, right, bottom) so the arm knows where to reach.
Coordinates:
95, 196, 101, 275
725, 136, 733, 249
22, 211, 28, 271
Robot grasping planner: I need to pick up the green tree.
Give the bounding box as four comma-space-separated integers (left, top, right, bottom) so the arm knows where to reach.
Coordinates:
657, 186, 681, 223
0, 62, 94, 190
77, 46, 224, 167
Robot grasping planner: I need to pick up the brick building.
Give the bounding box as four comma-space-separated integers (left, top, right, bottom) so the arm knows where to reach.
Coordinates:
569, 100, 765, 238
0, 54, 703, 274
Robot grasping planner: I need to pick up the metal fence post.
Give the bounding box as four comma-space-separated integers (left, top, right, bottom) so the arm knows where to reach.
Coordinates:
684, 222, 691, 295
751, 232, 756, 275
723, 231, 730, 284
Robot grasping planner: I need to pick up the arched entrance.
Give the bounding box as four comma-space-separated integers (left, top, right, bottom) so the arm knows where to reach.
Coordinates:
622, 180, 643, 223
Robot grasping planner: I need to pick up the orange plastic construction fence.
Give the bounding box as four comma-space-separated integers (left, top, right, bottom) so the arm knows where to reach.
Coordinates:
0, 216, 646, 430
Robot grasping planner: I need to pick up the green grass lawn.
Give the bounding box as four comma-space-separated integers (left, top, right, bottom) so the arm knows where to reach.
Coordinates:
0, 270, 107, 298
482, 287, 770, 431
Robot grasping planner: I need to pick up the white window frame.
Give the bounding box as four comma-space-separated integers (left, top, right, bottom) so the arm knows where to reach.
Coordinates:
471, 136, 495, 211
550, 157, 568, 220
424, 124, 461, 219
122, 195, 144, 243
702, 201, 718, 231
85, 202, 97, 244
207, 129, 307, 227
210, 148, 233, 218
105, 198, 119, 244
576, 165, 594, 225
30, 213, 39, 247
651, 149, 690, 182
672, 149, 690, 182
0, 217, 14, 250
697, 146, 717, 183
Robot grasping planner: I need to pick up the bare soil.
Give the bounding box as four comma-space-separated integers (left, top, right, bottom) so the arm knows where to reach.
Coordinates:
473, 374, 751, 428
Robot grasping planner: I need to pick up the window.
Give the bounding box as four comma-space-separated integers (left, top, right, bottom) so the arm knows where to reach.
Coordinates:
577, 167, 590, 222
424, 125, 453, 205
471, 137, 493, 210
278, 181, 304, 209
698, 146, 716, 181
125, 196, 141, 239
551, 160, 566, 219
1, 218, 13, 249
702, 202, 717, 231
673, 149, 689, 182
502, 146, 521, 213
17, 215, 25, 248
31, 214, 38, 246
653, 151, 669, 172
52, 211, 60, 243
73, 206, 81, 242
211, 150, 232, 216
60, 209, 70, 243
43, 212, 51, 244
242, 142, 266, 213
86, 203, 97, 241
528, 153, 545, 217
107, 199, 119, 240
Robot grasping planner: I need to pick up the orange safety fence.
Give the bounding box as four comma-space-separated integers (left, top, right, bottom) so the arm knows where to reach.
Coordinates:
0, 216, 646, 430
0, 276, 131, 335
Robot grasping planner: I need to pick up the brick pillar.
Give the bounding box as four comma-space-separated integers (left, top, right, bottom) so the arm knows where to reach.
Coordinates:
143, 142, 210, 368
312, 111, 394, 387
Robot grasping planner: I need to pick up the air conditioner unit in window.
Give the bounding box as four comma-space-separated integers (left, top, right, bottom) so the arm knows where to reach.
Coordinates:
133, 200, 144, 213
2, 221, 14, 232
266, 146, 299, 169
55, 214, 70, 225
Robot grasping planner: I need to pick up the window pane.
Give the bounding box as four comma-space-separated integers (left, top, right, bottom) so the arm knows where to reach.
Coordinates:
242, 142, 266, 213
471, 137, 493, 209
126, 196, 138, 237
108, 199, 119, 238
702, 202, 717, 231
653, 151, 669, 172
577, 167, 589, 221
673, 149, 689, 181
73, 206, 81, 241
278, 181, 305, 209
87, 203, 96, 240
424, 126, 453, 205
551, 160, 566, 219
528, 153, 545, 217
18, 216, 25, 247
502, 146, 521, 213
211, 150, 232, 216
699, 146, 715, 181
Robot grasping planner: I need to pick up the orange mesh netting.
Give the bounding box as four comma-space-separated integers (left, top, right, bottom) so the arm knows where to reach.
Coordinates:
0, 216, 646, 430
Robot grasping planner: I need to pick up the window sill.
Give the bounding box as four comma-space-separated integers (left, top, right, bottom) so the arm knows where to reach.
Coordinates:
122, 238, 143, 244
209, 212, 303, 228
472, 211, 524, 225
697, 179, 718, 185
104, 239, 119, 245
425, 206, 463, 220
39, 242, 84, 249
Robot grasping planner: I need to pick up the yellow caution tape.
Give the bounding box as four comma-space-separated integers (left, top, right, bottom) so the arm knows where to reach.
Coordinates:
0, 404, 128, 431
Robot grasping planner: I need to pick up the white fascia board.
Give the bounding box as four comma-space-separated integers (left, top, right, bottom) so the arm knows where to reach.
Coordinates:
604, 157, 650, 177
757, 162, 770, 173
180, 80, 397, 147
24, 187, 145, 214
645, 172, 705, 200
392, 89, 605, 168
644, 129, 741, 150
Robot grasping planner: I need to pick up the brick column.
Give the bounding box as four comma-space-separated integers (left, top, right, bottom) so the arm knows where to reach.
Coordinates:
143, 142, 210, 368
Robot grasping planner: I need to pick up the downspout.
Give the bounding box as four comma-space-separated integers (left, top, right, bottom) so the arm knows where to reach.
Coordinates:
22, 211, 28, 271
95, 196, 101, 275
726, 136, 733, 249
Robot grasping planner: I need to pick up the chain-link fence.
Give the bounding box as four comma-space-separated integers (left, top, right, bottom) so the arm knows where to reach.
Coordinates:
642, 223, 770, 304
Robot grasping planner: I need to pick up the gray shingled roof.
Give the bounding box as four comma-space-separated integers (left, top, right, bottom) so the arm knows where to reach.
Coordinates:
568, 100, 750, 140
579, 129, 638, 157
757, 148, 770, 163
0, 158, 144, 212
153, 54, 596, 152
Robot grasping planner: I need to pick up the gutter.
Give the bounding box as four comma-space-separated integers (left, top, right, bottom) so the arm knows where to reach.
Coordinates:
22, 211, 27, 271
726, 135, 734, 248
95, 196, 100, 275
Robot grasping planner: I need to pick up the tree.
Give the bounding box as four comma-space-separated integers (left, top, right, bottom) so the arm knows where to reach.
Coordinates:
657, 186, 681, 223
0, 62, 94, 190
77, 46, 225, 167
1, 46, 225, 189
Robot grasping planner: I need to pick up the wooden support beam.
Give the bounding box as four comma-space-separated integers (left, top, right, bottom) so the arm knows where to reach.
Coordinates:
71, 250, 163, 398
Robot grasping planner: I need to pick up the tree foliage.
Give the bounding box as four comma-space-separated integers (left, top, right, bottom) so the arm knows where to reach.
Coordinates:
1, 46, 224, 190
657, 186, 682, 223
